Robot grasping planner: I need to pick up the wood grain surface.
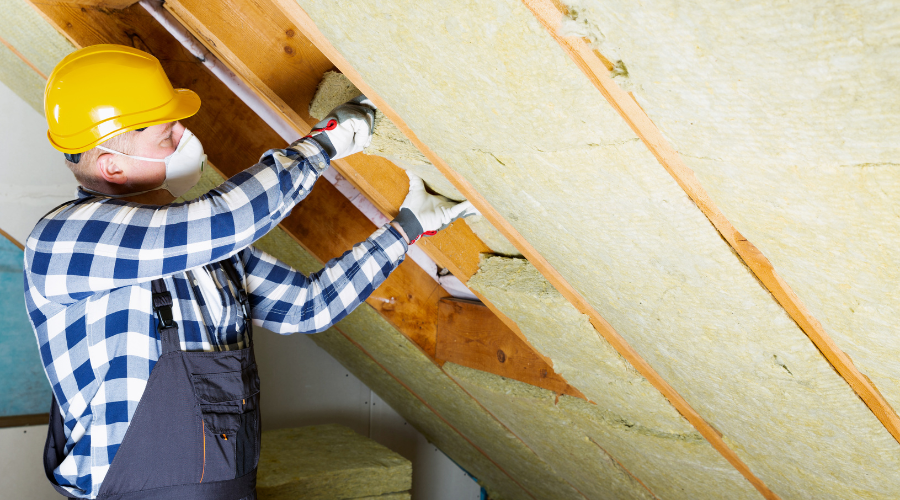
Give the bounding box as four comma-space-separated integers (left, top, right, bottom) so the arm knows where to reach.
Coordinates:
437, 298, 584, 399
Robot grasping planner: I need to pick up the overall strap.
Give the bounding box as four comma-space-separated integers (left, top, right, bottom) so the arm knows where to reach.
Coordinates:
219, 256, 253, 344
151, 278, 181, 354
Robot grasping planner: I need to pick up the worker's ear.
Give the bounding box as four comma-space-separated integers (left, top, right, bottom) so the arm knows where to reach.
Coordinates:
96, 152, 128, 185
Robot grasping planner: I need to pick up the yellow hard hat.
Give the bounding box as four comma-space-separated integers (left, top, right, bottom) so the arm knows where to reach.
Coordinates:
44, 44, 201, 154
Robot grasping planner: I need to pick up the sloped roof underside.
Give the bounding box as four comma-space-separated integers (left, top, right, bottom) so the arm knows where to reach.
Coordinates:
293, 0, 900, 498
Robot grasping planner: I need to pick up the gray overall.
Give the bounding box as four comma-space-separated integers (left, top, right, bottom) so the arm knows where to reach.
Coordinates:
43, 257, 261, 500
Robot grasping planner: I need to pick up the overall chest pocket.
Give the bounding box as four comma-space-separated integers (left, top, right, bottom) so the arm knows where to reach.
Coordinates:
191, 364, 260, 481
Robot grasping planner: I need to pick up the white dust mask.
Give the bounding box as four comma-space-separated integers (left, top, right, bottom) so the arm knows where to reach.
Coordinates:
93, 128, 207, 199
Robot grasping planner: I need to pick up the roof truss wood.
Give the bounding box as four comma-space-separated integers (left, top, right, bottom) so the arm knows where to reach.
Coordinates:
20, 3, 586, 493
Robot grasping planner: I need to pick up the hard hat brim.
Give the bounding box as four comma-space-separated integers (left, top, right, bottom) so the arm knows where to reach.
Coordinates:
48, 88, 202, 154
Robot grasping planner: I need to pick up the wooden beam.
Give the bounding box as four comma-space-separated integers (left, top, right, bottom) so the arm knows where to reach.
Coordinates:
50, 0, 139, 9
0, 227, 24, 251
437, 298, 584, 399
268, 3, 781, 499
520, 0, 900, 463
162, 0, 493, 280
0, 413, 48, 428
159, 0, 578, 390
25, 0, 451, 358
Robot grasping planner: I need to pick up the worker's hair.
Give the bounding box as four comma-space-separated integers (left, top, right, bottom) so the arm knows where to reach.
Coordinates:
64, 131, 138, 190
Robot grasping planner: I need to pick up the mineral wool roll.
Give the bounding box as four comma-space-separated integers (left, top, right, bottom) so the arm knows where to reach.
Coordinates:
310, 70, 521, 256
257, 424, 411, 500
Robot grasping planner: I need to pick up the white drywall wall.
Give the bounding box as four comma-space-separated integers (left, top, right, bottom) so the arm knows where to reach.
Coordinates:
0, 425, 59, 500
0, 79, 78, 246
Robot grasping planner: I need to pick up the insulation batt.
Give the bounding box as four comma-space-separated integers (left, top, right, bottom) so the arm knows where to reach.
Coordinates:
309, 71, 522, 256
257, 425, 411, 500
468, 256, 758, 499
295, 0, 900, 498
0, 0, 74, 111
561, 0, 900, 459
308, 327, 534, 500
444, 363, 656, 500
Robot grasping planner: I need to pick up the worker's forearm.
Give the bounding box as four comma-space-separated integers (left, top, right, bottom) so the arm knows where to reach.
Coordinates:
390, 222, 410, 244
246, 224, 408, 334
26, 138, 330, 302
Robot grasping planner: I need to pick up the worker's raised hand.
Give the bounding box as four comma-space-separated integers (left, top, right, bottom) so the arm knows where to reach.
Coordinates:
392, 172, 480, 245
306, 95, 376, 160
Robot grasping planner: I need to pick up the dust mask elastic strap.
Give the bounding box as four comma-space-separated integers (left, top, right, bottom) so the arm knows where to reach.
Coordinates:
92, 128, 207, 199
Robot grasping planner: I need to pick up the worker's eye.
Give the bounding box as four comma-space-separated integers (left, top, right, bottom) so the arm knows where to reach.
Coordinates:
135, 127, 147, 132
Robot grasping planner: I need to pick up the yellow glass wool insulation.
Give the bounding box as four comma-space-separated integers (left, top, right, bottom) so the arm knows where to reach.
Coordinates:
468, 255, 759, 499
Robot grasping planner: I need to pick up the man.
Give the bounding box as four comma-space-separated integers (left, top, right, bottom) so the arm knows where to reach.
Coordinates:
26, 44, 475, 499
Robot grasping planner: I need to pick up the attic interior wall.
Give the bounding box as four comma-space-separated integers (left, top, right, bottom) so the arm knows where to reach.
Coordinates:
467, 256, 758, 500
294, 0, 900, 498
561, 0, 900, 420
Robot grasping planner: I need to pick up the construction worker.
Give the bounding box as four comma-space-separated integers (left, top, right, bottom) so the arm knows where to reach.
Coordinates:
27, 44, 475, 499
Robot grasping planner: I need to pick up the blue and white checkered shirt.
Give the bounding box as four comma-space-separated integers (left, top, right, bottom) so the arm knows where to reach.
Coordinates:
23, 139, 408, 498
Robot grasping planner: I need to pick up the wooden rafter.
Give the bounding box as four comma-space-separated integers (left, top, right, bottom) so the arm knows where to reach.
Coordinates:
519, 0, 900, 455
270, 2, 779, 499
436, 298, 578, 396
0, 413, 49, 428
159, 0, 584, 398
0, 227, 24, 251
18, 4, 581, 494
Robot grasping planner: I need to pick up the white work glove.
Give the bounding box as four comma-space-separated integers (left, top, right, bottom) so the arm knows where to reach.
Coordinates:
392, 172, 480, 244
306, 95, 376, 160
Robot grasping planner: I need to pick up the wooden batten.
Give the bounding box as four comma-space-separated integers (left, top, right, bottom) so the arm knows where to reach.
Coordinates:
520, 0, 900, 461
0, 413, 48, 428
0, 227, 24, 251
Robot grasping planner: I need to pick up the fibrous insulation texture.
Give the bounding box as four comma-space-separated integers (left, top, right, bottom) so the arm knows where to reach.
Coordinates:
0, 0, 74, 111
562, 0, 900, 457
309, 71, 521, 256
294, 0, 900, 497
468, 256, 758, 499
257, 424, 410, 499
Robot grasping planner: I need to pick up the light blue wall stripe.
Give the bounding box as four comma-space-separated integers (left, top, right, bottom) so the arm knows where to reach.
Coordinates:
0, 237, 50, 416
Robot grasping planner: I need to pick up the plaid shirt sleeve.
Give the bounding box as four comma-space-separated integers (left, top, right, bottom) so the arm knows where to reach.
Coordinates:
24, 138, 329, 305
241, 225, 408, 334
